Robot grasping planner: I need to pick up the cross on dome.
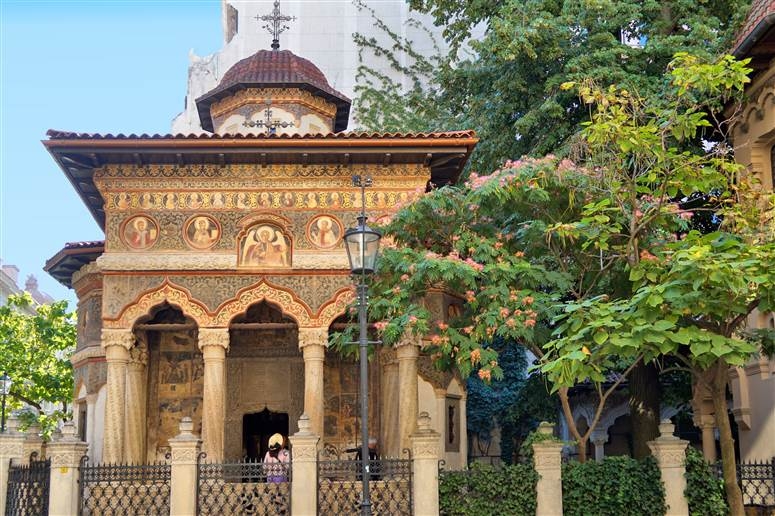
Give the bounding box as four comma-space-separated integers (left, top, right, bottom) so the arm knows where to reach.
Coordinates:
256, 0, 296, 51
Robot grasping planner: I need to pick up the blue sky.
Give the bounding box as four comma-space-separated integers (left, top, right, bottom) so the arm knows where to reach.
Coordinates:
0, 1, 222, 306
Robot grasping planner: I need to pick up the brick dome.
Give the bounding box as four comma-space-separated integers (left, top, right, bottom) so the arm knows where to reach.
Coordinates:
196, 49, 351, 133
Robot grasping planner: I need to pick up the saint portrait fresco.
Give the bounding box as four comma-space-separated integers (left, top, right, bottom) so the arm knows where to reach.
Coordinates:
307, 215, 342, 248
184, 215, 221, 249
122, 215, 159, 250
239, 224, 291, 268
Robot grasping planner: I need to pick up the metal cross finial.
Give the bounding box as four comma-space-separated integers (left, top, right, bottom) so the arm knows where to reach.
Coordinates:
255, 0, 296, 50
243, 99, 295, 134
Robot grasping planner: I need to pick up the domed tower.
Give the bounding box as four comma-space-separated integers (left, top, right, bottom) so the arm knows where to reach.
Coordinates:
195, 48, 350, 136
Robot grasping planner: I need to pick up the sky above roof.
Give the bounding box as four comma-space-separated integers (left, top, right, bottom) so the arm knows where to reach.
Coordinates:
0, 1, 221, 306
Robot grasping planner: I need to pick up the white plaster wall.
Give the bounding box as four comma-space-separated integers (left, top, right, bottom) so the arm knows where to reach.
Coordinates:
172, 0, 480, 133
737, 361, 775, 462
418, 376, 437, 428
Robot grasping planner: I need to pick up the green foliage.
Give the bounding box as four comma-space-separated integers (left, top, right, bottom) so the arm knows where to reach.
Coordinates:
562, 456, 666, 516
356, 0, 751, 172
684, 446, 728, 516
0, 294, 75, 432
439, 462, 538, 516
518, 427, 563, 463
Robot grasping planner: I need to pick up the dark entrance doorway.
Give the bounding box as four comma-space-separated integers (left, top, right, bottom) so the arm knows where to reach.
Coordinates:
243, 408, 289, 460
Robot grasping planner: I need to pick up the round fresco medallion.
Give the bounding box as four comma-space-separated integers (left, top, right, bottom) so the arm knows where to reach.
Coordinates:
307, 214, 343, 249
184, 215, 221, 250
122, 215, 159, 250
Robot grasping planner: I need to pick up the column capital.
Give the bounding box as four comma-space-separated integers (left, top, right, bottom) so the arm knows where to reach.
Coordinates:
298, 327, 328, 349
101, 328, 134, 350
395, 331, 421, 351
198, 327, 230, 352
127, 342, 148, 370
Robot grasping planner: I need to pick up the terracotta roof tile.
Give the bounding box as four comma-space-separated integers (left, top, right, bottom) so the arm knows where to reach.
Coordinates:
45, 129, 477, 141
733, 0, 775, 55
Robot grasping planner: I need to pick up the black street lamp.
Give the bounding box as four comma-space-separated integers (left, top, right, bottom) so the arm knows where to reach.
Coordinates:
0, 372, 12, 433
343, 175, 381, 516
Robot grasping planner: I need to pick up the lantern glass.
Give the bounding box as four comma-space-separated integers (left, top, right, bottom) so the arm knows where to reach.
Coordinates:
344, 217, 381, 275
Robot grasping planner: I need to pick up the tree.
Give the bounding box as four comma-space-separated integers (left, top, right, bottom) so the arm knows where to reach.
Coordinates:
540, 54, 772, 515
0, 294, 75, 434
355, 0, 750, 173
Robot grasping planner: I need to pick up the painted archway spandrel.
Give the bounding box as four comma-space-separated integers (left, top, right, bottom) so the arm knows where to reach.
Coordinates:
315, 288, 356, 328
103, 275, 168, 319
213, 281, 312, 326
105, 282, 211, 329
269, 275, 352, 313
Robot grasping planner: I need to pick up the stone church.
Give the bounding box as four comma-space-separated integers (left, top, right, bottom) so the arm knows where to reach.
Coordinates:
43, 25, 475, 468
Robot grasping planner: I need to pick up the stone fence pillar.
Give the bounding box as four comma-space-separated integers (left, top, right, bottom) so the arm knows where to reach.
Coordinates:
0, 417, 26, 516
46, 421, 88, 516
290, 414, 319, 516
648, 420, 689, 516
169, 417, 201, 516
532, 422, 564, 516
410, 412, 441, 516
23, 422, 45, 462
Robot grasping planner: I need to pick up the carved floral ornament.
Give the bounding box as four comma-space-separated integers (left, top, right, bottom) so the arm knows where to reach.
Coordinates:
104, 279, 354, 330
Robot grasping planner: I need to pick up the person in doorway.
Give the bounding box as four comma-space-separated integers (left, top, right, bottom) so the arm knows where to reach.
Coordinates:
347, 437, 381, 480
263, 433, 290, 482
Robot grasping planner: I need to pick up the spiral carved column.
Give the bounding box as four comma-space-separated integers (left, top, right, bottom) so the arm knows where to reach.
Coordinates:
125, 343, 148, 464
101, 328, 134, 464
199, 328, 230, 462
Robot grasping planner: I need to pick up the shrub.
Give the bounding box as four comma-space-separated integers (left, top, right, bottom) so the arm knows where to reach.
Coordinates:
439, 462, 538, 516
562, 456, 666, 516
684, 446, 727, 516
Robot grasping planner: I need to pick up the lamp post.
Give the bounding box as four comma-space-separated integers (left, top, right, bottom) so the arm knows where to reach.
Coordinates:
343, 175, 381, 516
0, 372, 12, 433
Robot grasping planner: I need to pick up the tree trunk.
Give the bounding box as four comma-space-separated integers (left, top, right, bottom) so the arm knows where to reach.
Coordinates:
709, 362, 744, 516
629, 361, 661, 459
559, 387, 587, 462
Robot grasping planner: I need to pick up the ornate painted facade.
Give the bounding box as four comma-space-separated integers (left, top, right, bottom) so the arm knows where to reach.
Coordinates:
45, 43, 477, 467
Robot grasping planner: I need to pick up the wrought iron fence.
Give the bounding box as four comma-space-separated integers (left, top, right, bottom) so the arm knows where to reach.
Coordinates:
317, 451, 412, 515
78, 456, 171, 515
197, 454, 291, 515
713, 458, 775, 507
5, 452, 50, 516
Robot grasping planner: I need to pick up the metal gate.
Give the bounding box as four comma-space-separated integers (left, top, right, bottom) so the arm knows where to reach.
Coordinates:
78, 456, 170, 515
196, 454, 291, 515
317, 451, 412, 515
5, 453, 50, 516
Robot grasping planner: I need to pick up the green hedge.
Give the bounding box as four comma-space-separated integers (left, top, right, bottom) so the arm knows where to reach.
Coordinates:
562, 456, 666, 516
684, 446, 727, 516
439, 462, 538, 516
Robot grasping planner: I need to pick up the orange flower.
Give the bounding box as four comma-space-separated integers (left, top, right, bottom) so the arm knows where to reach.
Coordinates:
524, 319, 536, 328
470, 348, 481, 364
477, 369, 492, 381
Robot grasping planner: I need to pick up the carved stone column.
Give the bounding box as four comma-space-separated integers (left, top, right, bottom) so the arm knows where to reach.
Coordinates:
199, 328, 229, 462
591, 430, 608, 462
396, 336, 420, 452
410, 412, 441, 516
532, 422, 564, 516
298, 327, 327, 438
125, 342, 148, 464
648, 420, 690, 516
699, 416, 717, 462
101, 328, 134, 463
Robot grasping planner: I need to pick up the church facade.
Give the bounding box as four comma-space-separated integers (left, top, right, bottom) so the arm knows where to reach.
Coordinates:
44, 39, 476, 468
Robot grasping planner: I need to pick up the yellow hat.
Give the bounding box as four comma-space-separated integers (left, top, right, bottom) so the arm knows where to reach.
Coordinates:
268, 433, 284, 449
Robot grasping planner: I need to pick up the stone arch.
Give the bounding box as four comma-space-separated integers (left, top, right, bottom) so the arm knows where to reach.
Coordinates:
316, 287, 356, 328
213, 280, 313, 326
105, 280, 212, 329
